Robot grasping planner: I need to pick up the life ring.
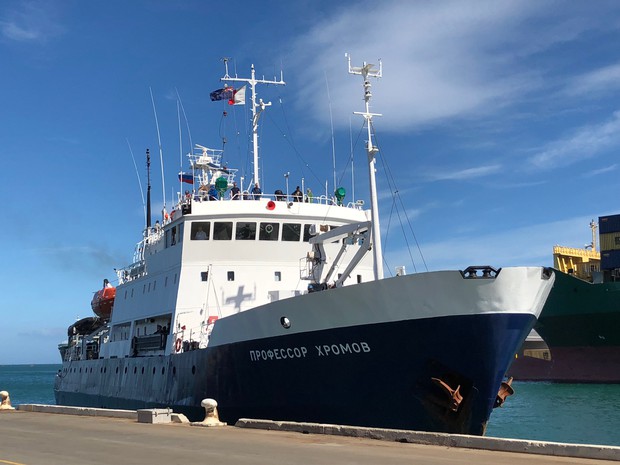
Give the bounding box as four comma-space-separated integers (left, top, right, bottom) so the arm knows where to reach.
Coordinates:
175, 338, 182, 353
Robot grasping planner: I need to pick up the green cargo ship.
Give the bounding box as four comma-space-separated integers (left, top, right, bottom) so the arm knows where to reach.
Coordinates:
508, 218, 620, 383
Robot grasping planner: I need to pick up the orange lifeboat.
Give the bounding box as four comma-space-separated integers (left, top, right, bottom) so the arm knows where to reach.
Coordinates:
91, 279, 116, 319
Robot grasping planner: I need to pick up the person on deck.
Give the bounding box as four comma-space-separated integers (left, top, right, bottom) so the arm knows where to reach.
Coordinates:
251, 183, 262, 200
208, 185, 218, 201
292, 186, 302, 202
230, 182, 241, 200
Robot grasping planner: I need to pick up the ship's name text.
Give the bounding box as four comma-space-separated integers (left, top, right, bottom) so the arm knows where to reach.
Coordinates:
249, 342, 370, 362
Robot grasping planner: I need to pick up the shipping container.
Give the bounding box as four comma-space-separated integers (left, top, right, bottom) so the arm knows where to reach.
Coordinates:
599, 214, 620, 234
599, 232, 620, 251
600, 249, 620, 270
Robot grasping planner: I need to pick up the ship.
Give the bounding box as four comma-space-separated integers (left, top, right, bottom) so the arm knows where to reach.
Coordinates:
508, 217, 620, 383
54, 57, 555, 435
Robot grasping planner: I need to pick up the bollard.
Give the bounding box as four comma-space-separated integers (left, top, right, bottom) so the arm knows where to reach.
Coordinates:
190, 398, 226, 427
0, 391, 15, 410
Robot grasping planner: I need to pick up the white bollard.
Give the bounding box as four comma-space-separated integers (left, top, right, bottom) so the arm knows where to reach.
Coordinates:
190, 398, 226, 427
0, 391, 15, 410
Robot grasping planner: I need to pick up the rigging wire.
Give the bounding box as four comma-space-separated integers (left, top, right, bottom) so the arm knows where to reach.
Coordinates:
126, 139, 146, 219
325, 72, 337, 192
371, 122, 429, 272
149, 87, 166, 210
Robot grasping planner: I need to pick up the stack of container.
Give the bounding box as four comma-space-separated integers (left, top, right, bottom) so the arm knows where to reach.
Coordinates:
598, 214, 620, 279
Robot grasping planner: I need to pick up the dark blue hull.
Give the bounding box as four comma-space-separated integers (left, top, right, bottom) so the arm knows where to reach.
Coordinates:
55, 312, 535, 435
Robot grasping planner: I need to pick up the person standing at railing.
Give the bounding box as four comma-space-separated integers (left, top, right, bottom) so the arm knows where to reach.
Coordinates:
251, 183, 262, 200
306, 188, 313, 203
292, 186, 303, 202
230, 182, 241, 200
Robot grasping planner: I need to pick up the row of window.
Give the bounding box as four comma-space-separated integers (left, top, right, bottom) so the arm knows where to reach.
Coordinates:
123, 273, 178, 300
62, 364, 197, 376
190, 221, 313, 242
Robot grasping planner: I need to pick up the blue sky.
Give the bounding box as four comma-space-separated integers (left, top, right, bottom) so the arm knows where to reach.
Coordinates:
2, 1, 620, 364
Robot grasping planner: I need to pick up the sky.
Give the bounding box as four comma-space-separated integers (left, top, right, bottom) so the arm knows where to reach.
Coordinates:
2, 0, 620, 364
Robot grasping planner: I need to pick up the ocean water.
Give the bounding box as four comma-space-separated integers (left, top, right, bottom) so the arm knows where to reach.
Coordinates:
486, 382, 620, 446
1, 365, 619, 447
0, 364, 59, 406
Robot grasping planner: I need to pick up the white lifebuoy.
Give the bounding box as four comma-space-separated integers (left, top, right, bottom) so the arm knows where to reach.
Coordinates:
175, 338, 182, 353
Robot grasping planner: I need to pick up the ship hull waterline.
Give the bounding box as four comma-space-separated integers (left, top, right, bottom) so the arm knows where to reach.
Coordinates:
55, 312, 535, 435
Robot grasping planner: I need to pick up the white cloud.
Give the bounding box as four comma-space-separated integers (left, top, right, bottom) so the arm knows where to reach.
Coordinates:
385, 215, 599, 272
0, 1, 64, 43
583, 164, 618, 178
286, 1, 617, 132
527, 111, 620, 169
565, 63, 620, 96
0, 20, 39, 41
425, 164, 501, 181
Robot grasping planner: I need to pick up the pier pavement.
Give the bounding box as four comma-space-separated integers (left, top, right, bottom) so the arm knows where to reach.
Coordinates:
0, 406, 618, 465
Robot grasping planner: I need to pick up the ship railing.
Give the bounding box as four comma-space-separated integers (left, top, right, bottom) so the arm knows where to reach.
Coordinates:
131, 333, 167, 355
177, 191, 363, 209
172, 319, 217, 353
116, 259, 146, 285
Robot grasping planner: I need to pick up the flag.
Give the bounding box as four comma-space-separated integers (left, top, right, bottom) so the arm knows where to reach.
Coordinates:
228, 85, 246, 105
210, 87, 234, 102
178, 172, 194, 184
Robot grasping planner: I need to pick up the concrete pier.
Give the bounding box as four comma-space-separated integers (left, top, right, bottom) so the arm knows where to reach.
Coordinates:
0, 405, 617, 465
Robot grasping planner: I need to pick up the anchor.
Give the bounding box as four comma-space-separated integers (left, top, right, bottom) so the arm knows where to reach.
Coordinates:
431, 377, 463, 412
494, 377, 515, 408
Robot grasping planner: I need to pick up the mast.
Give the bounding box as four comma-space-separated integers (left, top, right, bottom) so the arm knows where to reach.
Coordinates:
146, 149, 151, 229
347, 54, 384, 280
590, 219, 598, 253
220, 59, 285, 187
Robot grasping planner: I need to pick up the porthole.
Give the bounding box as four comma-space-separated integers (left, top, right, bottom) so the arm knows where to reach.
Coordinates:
141, 367, 145, 374
173, 366, 176, 376
124, 367, 128, 374
161, 367, 165, 375
153, 367, 156, 375
280, 316, 292, 329
192, 365, 196, 375
116, 367, 119, 374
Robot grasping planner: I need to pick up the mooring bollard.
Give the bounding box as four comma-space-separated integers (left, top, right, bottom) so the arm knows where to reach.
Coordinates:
190, 398, 226, 427
0, 391, 15, 410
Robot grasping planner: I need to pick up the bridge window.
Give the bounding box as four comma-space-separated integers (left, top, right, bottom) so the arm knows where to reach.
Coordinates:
303, 224, 312, 242
214, 222, 233, 240
275, 271, 281, 281
191, 221, 210, 240
227, 271, 235, 281
259, 222, 279, 241
282, 223, 301, 241
236, 222, 257, 240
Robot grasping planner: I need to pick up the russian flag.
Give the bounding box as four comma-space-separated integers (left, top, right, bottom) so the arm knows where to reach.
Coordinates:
178, 172, 194, 184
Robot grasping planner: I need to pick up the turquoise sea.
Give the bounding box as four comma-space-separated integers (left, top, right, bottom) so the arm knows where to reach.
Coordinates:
1, 364, 619, 446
